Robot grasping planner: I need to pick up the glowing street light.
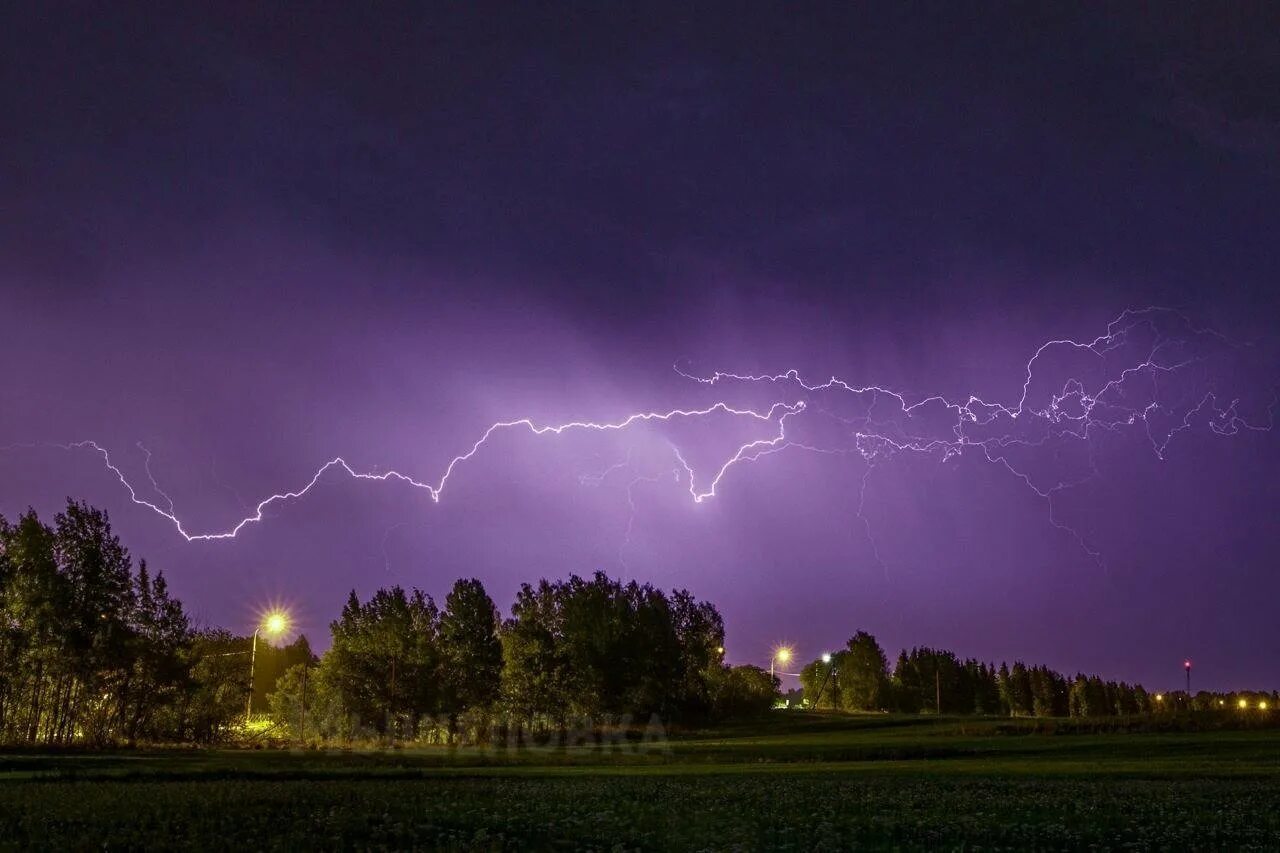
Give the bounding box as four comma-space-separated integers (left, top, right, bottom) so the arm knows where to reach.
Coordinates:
821, 652, 833, 664
771, 646, 794, 677
247, 608, 291, 724
1261, 701, 1269, 711
1238, 698, 1249, 710
265, 611, 288, 636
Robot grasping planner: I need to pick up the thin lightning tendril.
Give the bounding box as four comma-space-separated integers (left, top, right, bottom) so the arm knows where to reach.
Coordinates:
138, 442, 176, 516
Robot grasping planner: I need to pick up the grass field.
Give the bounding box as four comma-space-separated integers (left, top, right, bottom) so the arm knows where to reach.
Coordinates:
4, 713, 1280, 850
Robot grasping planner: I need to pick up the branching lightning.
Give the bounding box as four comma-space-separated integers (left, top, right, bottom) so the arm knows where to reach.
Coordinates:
674, 307, 1275, 565
5, 308, 1275, 569
36, 401, 803, 541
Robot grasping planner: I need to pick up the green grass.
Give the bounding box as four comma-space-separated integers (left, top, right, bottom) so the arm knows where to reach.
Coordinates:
4, 714, 1280, 850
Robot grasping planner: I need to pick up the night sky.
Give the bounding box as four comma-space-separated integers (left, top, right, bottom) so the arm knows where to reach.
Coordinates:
4, 4, 1279, 691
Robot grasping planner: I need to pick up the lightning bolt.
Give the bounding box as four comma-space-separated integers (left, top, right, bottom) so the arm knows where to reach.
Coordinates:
673, 306, 1277, 568
24, 401, 802, 541
3, 307, 1274, 572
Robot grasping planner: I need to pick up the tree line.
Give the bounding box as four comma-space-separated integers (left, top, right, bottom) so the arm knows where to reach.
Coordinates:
798, 633, 1279, 717
267, 572, 778, 743
4, 500, 1275, 747
0, 501, 775, 746
798, 634, 1152, 716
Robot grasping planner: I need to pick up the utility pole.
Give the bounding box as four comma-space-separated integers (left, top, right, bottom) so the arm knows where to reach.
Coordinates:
246, 628, 260, 724
299, 664, 308, 744
245, 611, 289, 726
812, 655, 837, 708
1185, 660, 1192, 698
388, 656, 397, 736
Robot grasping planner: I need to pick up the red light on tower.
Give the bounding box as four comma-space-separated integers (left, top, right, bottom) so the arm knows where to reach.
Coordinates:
1184, 660, 1192, 696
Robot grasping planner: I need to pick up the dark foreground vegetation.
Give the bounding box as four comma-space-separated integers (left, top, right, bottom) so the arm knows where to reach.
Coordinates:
3, 715, 1280, 850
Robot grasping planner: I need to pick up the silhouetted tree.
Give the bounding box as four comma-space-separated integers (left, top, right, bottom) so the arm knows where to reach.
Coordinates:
840, 631, 890, 711
1003, 661, 1034, 716
0, 502, 196, 745
892, 647, 965, 713
498, 572, 731, 725
268, 659, 351, 742
439, 578, 503, 715
710, 665, 778, 718
669, 589, 726, 721
328, 586, 441, 734
118, 561, 190, 743
500, 579, 571, 724
172, 628, 250, 742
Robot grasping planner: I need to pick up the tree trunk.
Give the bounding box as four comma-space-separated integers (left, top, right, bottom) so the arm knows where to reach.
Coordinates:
26, 661, 44, 744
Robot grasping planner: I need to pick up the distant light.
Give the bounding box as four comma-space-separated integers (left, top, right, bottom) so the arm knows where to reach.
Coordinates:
1155, 694, 1164, 702
1184, 660, 1192, 669
821, 653, 832, 664
1261, 701, 1269, 710
775, 646, 793, 665
1239, 698, 1249, 709
1219, 700, 1225, 707
715, 646, 724, 655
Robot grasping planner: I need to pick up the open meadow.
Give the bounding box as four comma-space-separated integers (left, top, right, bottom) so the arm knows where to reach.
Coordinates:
4, 713, 1280, 850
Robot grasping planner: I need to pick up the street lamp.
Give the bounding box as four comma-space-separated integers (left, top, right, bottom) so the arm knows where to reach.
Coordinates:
812, 652, 839, 708
771, 646, 793, 678
247, 608, 291, 724
265, 611, 288, 636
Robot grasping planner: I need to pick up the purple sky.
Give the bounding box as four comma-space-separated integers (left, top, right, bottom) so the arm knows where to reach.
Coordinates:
3, 5, 1279, 691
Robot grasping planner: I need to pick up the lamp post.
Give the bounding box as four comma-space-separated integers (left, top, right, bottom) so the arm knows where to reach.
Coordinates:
246, 610, 290, 725
812, 653, 837, 708
1184, 660, 1192, 698
771, 646, 793, 678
